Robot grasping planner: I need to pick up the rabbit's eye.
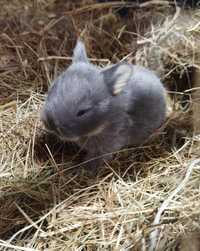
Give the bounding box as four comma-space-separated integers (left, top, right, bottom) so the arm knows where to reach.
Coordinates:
76, 108, 91, 117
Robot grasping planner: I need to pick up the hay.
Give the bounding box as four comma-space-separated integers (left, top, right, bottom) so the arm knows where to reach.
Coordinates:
1, 1, 200, 250
136, 7, 200, 77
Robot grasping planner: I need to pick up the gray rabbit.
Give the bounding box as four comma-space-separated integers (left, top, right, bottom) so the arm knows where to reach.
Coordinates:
41, 40, 166, 170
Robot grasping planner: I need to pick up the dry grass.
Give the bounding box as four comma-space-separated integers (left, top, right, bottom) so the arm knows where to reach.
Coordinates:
136, 7, 200, 78
1, 1, 200, 250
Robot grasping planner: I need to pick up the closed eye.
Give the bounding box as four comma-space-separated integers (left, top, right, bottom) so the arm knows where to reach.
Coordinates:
76, 107, 92, 117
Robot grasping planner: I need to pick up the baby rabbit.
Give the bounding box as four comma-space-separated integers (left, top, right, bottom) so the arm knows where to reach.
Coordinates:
41, 40, 166, 170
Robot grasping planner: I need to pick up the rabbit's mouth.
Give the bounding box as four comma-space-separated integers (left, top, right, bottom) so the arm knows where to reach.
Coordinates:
58, 123, 108, 142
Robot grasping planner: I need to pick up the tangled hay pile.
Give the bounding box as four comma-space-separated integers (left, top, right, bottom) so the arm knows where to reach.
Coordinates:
136, 8, 200, 76
1, 1, 200, 250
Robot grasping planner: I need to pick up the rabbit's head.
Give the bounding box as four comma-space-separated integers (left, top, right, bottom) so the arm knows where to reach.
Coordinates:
41, 40, 133, 141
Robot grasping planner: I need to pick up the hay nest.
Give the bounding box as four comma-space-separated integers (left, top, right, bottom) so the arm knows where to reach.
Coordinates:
1, 1, 200, 251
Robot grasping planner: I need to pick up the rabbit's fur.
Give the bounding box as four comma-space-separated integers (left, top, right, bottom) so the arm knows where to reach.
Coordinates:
41, 40, 166, 169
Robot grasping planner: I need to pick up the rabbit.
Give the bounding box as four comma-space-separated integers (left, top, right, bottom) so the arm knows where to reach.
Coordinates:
41, 40, 167, 171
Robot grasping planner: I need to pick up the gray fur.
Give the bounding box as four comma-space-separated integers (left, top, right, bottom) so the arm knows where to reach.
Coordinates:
41, 40, 167, 169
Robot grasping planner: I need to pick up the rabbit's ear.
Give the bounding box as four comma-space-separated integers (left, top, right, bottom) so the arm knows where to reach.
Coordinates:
101, 62, 133, 95
72, 40, 89, 63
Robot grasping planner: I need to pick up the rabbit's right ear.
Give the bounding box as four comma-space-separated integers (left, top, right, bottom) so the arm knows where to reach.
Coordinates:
101, 62, 133, 96
72, 40, 89, 63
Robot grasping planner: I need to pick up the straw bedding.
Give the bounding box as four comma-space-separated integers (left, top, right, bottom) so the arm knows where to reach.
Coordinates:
1, 1, 200, 250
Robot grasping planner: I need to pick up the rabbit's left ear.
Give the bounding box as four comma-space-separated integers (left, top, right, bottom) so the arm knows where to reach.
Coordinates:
101, 63, 133, 95
72, 40, 89, 63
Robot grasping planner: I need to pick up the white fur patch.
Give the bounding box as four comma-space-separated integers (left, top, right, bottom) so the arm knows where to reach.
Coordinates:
87, 123, 107, 137
60, 135, 80, 142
